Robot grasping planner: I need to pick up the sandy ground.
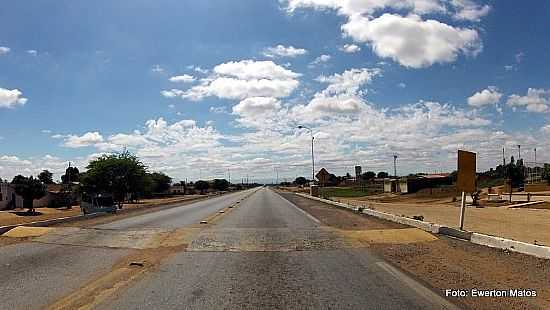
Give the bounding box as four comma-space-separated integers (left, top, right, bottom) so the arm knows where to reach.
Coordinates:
282, 192, 550, 310
0, 195, 202, 227
337, 197, 550, 247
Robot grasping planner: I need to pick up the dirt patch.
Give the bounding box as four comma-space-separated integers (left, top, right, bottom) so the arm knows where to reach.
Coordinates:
279, 192, 406, 230
284, 192, 550, 310
372, 238, 550, 310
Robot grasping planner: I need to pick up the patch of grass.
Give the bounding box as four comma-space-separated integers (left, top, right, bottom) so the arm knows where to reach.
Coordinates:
320, 187, 372, 198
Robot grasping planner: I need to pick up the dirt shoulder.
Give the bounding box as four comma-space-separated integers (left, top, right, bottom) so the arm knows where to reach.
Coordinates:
0, 195, 204, 228
279, 192, 550, 310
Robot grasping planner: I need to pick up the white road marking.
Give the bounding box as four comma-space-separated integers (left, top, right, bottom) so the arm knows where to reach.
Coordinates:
376, 261, 460, 310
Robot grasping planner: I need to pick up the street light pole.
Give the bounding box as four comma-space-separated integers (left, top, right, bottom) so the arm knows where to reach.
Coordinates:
298, 125, 315, 182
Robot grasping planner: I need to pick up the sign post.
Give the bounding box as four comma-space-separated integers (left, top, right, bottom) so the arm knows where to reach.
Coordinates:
457, 150, 476, 230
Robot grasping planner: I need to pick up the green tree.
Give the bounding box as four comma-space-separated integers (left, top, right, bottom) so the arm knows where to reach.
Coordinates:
149, 172, 172, 193
11, 175, 46, 214
195, 180, 209, 194
38, 170, 54, 184
361, 171, 376, 180
213, 179, 229, 191
294, 176, 308, 186
542, 164, 550, 184
80, 151, 149, 207
61, 167, 80, 184
377, 171, 389, 178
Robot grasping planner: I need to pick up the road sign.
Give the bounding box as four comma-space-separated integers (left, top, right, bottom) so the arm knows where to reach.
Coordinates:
457, 150, 476, 193
316, 168, 330, 186
457, 150, 476, 230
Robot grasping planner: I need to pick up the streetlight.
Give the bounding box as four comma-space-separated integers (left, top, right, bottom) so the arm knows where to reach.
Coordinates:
297, 125, 315, 183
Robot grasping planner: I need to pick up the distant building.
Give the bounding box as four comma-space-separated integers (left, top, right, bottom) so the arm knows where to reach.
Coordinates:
0, 182, 72, 210
383, 174, 452, 194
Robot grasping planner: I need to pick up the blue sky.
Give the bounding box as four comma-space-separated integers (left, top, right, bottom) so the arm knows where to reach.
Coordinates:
1, 0, 550, 182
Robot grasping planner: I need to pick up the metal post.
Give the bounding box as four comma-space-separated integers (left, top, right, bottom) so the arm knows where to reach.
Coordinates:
459, 191, 466, 230
311, 135, 315, 182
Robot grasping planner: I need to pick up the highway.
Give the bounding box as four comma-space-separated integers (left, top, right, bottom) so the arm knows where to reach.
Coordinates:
0, 187, 458, 309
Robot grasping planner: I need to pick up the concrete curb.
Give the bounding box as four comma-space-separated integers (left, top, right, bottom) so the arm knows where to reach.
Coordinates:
294, 192, 550, 260
295, 193, 442, 234
471, 233, 550, 259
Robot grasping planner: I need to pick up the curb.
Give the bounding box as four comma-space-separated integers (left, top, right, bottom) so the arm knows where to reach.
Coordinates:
295, 192, 550, 260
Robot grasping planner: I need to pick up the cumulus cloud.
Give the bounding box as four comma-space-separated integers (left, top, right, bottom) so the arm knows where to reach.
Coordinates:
451, 0, 490, 21
506, 88, 550, 113
162, 60, 300, 101
342, 14, 481, 68
262, 45, 308, 58
467, 86, 502, 107
309, 54, 331, 67
340, 44, 361, 53
58, 132, 104, 148
284, 0, 485, 68
0, 88, 28, 108
169, 74, 195, 83
233, 97, 281, 116
27, 50, 38, 56
0, 46, 10, 55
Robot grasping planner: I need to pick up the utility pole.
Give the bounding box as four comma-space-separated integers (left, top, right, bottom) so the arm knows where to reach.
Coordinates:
502, 147, 506, 166
534, 148, 537, 163
228, 169, 231, 184
518, 145, 521, 160
393, 154, 398, 177
297, 125, 315, 183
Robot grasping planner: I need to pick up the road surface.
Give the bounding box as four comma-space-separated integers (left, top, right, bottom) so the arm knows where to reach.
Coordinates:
0, 187, 458, 309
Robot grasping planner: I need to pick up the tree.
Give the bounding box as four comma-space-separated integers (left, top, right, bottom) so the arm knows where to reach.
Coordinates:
542, 164, 550, 184
61, 167, 80, 184
377, 171, 389, 178
294, 176, 308, 186
213, 179, 230, 191
195, 180, 209, 194
80, 151, 149, 207
507, 157, 525, 188
149, 172, 172, 193
38, 170, 54, 184
361, 171, 376, 181
11, 175, 46, 214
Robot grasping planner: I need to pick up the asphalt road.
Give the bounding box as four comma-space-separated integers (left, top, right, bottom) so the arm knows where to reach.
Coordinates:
0, 187, 458, 309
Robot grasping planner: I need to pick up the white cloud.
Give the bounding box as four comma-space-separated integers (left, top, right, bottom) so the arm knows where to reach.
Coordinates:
515, 51, 525, 63
342, 14, 481, 68
233, 97, 281, 116
169, 74, 195, 83
262, 45, 308, 58
309, 54, 331, 67
0, 88, 28, 108
163, 60, 300, 101
340, 44, 361, 53
541, 125, 550, 134
59, 132, 104, 148
213, 60, 300, 80
27, 50, 38, 56
467, 86, 502, 107
284, 0, 484, 68
0, 46, 10, 55
506, 88, 550, 113
151, 64, 164, 73
210, 106, 228, 114
398, 82, 407, 88
285, 0, 446, 16
451, 0, 490, 22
